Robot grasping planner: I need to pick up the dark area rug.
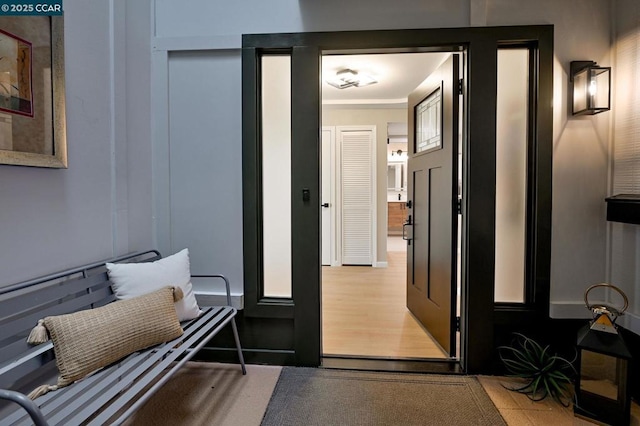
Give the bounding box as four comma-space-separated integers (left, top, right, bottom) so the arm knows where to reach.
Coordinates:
261, 367, 506, 426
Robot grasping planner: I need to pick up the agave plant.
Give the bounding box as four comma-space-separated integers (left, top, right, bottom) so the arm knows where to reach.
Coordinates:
498, 333, 577, 406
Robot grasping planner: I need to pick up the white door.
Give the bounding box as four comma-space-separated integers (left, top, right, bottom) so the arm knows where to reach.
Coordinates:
338, 126, 376, 266
321, 127, 334, 266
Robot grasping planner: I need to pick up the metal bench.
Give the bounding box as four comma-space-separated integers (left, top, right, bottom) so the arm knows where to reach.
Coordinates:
0, 250, 246, 426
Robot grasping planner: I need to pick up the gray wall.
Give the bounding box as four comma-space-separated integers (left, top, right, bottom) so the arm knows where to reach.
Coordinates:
164, 49, 244, 298
151, 0, 615, 313
0, 0, 153, 288
1, 0, 627, 330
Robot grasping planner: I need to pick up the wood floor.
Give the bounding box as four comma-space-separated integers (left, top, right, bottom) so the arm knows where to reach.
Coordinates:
321, 243, 448, 359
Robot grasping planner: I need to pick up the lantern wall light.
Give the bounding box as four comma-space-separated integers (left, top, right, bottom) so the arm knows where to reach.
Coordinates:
570, 61, 611, 116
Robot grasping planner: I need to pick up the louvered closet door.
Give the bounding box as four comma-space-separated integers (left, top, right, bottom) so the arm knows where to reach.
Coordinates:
340, 128, 374, 265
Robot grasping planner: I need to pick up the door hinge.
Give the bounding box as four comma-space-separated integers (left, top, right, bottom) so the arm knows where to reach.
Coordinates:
456, 198, 462, 214
456, 316, 460, 332
458, 79, 463, 95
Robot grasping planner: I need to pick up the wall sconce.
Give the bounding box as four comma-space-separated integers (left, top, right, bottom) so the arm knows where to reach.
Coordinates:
326, 69, 377, 89
570, 61, 611, 116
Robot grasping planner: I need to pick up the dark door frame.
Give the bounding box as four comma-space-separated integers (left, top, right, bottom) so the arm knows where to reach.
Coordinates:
242, 25, 553, 374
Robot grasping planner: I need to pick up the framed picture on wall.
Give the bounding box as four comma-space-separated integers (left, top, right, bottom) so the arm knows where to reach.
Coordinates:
0, 16, 66, 168
0, 29, 33, 118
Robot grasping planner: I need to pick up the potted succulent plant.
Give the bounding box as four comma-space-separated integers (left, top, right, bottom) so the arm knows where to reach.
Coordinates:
498, 333, 577, 406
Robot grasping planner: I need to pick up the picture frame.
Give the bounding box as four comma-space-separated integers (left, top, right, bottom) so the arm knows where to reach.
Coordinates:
0, 16, 66, 168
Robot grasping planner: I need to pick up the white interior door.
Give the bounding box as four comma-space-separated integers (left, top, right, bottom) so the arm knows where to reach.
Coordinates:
339, 126, 376, 266
321, 127, 334, 266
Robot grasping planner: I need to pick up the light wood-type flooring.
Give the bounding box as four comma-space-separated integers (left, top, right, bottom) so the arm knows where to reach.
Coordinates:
321, 240, 448, 359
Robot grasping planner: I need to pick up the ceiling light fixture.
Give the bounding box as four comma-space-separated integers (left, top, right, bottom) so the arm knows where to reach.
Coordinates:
326, 69, 377, 89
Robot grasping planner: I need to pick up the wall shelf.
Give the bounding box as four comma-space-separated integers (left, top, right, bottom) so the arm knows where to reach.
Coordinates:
605, 194, 640, 225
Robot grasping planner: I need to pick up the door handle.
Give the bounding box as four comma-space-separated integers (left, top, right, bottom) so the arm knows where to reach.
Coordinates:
402, 214, 413, 245
321, 203, 330, 208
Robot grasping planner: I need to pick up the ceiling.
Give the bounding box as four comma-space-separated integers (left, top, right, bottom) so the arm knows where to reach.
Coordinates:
321, 52, 449, 108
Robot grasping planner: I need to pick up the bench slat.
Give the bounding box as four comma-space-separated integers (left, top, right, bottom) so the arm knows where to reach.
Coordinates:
0, 272, 111, 321
0, 286, 115, 361
0, 339, 50, 374
0, 343, 55, 389
0, 251, 161, 297
37, 352, 161, 425
5, 352, 150, 426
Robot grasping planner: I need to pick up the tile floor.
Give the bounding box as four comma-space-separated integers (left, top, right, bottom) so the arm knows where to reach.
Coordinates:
479, 375, 640, 425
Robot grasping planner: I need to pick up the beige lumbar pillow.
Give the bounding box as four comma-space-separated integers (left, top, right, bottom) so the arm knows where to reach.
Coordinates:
26, 286, 184, 399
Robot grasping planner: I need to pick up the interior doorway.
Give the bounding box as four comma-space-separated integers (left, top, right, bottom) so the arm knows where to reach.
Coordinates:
320, 51, 462, 362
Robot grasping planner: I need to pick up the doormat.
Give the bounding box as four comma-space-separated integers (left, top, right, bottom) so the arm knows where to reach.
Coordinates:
261, 367, 506, 425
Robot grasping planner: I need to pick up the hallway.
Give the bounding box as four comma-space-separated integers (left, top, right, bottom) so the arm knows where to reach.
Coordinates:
321, 239, 447, 359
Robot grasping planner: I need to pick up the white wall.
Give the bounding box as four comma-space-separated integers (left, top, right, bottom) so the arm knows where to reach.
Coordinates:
0, 0, 153, 288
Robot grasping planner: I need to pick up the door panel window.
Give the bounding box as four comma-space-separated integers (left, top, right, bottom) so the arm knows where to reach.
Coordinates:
415, 88, 442, 153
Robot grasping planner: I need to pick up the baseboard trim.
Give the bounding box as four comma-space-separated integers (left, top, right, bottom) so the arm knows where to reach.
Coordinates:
322, 356, 461, 374
374, 261, 388, 268
621, 311, 640, 336
549, 302, 592, 319
550, 302, 640, 338
194, 347, 296, 365
194, 293, 244, 310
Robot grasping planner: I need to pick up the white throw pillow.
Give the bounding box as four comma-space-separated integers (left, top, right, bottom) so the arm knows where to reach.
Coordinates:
106, 249, 202, 321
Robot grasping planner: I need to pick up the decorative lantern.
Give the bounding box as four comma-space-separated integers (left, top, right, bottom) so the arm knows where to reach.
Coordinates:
574, 284, 632, 426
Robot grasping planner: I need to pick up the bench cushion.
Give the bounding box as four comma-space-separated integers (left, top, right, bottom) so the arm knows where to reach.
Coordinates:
106, 248, 202, 321
33, 286, 183, 397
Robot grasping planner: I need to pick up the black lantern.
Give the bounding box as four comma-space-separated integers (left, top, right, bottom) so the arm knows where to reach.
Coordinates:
570, 61, 611, 116
575, 284, 632, 426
